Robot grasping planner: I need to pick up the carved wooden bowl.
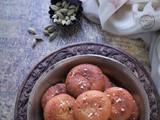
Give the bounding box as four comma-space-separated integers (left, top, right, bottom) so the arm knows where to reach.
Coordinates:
14, 43, 160, 120
27, 54, 150, 120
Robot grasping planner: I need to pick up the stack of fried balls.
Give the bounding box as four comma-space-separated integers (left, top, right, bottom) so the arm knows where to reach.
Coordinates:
41, 64, 139, 120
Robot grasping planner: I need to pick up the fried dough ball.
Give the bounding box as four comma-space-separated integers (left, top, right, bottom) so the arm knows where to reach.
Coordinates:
65, 75, 91, 98
44, 94, 75, 120
103, 75, 113, 91
41, 83, 66, 108
104, 87, 136, 120
66, 64, 105, 98
128, 99, 139, 120
73, 90, 112, 120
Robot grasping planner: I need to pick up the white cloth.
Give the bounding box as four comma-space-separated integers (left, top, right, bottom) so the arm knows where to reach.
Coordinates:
80, 0, 160, 94
150, 32, 160, 94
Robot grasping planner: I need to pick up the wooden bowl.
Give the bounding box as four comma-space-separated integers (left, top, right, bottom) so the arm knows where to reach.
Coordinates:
27, 54, 150, 120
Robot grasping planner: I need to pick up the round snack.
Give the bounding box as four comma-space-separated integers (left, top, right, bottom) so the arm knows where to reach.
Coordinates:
73, 90, 112, 120
128, 100, 139, 120
103, 75, 113, 91
44, 94, 75, 120
41, 83, 66, 108
66, 64, 105, 98
65, 75, 91, 98
104, 87, 136, 120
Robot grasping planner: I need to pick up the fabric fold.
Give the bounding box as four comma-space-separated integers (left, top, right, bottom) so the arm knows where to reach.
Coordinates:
150, 34, 160, 94
98, 0, 127, 29
79, 0, 160, 94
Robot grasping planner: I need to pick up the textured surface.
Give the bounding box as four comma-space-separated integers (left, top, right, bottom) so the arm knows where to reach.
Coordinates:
0, 0, 151, 120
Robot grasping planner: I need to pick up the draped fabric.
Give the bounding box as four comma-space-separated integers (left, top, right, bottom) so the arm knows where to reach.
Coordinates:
80, 0, 160, 94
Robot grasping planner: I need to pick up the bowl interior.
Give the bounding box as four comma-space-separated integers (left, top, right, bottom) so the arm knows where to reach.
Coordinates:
27, 54, 150, 120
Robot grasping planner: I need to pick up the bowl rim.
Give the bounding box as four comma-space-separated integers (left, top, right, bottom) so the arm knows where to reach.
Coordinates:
27, 54, 150, 120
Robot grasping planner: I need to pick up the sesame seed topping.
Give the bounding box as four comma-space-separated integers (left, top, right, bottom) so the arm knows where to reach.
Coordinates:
94, 112, 98, 116
71, 72, 75, 77
94, 103, 97, 106
84, 68, 88, 71
118, 88, 123, 91
88, 112, 93, 117
116, 98, 122, 103
83, 72, 87, 75
55, 90, 59, 93
78, 80, 82, 85
106, 94, 110, 97
60, 100, 65, 107
82, 96, 87, 100
121, 108, 125, 112
80, 85, 84, 89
